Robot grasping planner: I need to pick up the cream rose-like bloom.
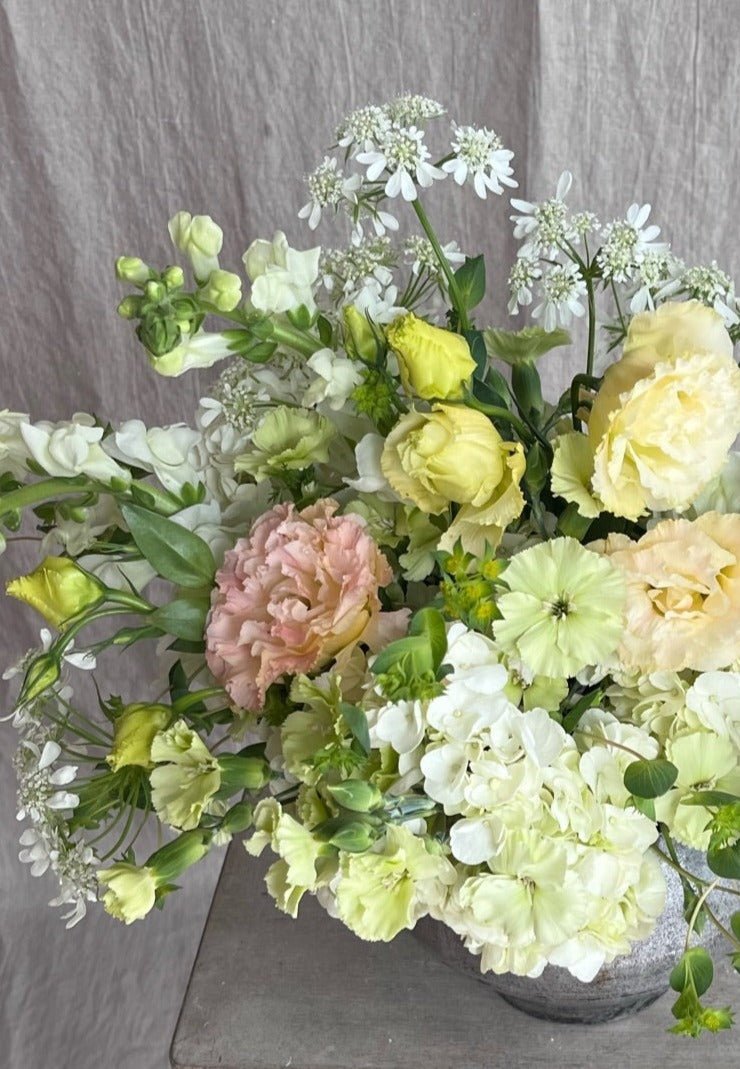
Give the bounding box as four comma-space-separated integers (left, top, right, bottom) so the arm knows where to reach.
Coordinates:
587, 301, 740, 520
385, 313, 477, 401
382, 401, 521, 510
596, 512, 740, 672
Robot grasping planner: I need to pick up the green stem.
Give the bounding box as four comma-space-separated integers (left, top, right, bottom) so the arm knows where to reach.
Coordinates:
685, 879, 718, 953
271, 322, 323, 357
651, 842, 740, 899
173, 687, 227, 715
461, 395, 532, 441
585, 275, 597, 377
0, 477, 92, 518
411, 197, 469, 331
104, 589, 155, 615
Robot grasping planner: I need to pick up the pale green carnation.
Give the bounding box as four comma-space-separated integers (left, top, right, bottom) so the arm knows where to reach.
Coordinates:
149, 719, 221, 830
98, 862, 158, 924
493, 537, 625, 678
235, 406, 335, 482
335, 826, 455, 942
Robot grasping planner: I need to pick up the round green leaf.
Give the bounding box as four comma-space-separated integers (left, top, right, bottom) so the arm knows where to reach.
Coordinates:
623, 758, 678, 799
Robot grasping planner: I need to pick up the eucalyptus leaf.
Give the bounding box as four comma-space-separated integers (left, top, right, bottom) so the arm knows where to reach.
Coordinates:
669, 947, 714, 998
454, 255, 485, 311
707, 842, 740, 880
121, 504, 216, 588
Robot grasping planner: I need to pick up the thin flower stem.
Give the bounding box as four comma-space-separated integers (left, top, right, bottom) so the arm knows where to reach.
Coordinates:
650, 843, 740, 899
585, 276, 597, 377
685, 880, 719, 953
411, 197, 469, 331
703, 903, 740, 947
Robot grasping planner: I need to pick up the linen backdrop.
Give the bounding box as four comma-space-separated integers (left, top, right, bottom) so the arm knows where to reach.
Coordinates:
1, 1, 738, 1066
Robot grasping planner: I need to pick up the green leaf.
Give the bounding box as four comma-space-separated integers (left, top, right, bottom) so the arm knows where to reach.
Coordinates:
524, 441, 549, 496
454, 255, 485, 311
680, 790, 740, 808
484, 325, 571, 366
631, 795, 657, 822
370, 635, 432, 677
707, 841, 740, 880
168, 660, 190, 704
623, 758, 678, 799
464, 328, 488, 380
670, 947, 714, 998
556, 502, 594, 540
150, 594, 210, 641
731, 911, 740, 942
168, 638, 206, 654
563, 687, 604, 733
121, 504, 216, 588
339, 702, 371, 756
511, 361, 544, 419
409, 607, 447, 671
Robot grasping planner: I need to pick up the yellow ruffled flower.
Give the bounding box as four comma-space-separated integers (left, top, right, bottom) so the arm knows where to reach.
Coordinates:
381, 404, 511, 514
149, 720, 221, 831
438, 441, 526, 555
595, 512, 740, 672
386, 313, 476, 401
587, 301, 740, 520
98, 862, 158, 924
106, 703, 171, 773
6, 557, 103, 629
550, 432, 601, 518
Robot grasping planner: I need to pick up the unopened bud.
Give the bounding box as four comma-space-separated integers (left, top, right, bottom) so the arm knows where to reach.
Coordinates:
329, 820, 379, 852
162, 265, 185, 291
117, 296, 143, 320
327, 780, 384, 813
115, 256, 151, 285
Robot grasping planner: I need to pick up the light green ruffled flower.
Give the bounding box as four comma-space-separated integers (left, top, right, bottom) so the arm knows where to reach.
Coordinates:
98, 862, 158, 924
149, 720, 221, 830
235, 407, 335, 482
335, 826, 455, 942
493, 537, 625, 678
200, 268, 243, 312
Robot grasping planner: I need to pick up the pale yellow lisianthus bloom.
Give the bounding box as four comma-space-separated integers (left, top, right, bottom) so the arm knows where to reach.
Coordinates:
587, 301, 740, 520
386, 313, 477, 401
6, 557, 103, 629
550, 432, 602, 518
106, 703, 171, 772
595, 512, 740, 672
438, 441, 526, 555
381, 405, 525, 553
98, 862, 158, 924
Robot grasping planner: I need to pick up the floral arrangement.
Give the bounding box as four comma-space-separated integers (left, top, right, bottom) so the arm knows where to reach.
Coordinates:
2, 93, 740, 1037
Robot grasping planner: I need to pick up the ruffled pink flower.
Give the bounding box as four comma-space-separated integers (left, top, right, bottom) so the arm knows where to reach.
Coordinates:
205, 499, 408, 709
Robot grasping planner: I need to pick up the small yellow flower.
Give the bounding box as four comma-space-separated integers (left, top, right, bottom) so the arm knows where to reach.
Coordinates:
381, 404, 510, 514
386, 313, 476, 401
6, 557, 103, 629
106, 703, 171, 772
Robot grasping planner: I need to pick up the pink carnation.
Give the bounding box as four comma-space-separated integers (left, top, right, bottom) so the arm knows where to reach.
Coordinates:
205, 499, 409, 710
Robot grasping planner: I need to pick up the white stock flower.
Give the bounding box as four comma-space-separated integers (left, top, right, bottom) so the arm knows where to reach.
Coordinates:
0, 410, 31, 479
443, 124, 517, 199
20, 415, 130, 485
245, 232, 321, 315
148, 330, 233, 377
168, 211, 223, 281
357, 125, 445, 202
303, 348, 362, 410
345, 433, 396, 498
107, 420, 201, 493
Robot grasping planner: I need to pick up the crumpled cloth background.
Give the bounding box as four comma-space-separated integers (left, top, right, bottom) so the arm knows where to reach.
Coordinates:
1, 2, 738, 1066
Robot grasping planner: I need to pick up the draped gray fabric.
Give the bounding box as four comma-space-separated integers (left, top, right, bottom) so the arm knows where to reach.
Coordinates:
1, 2, 737, 1066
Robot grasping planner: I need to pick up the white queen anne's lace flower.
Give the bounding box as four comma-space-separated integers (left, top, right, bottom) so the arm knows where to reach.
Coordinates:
507, 255, 542, 314
335, 105, 390, 154
532, 261, 587, 331
357, 126, 445, 202
597, 203, 666, 282
298, 156, 362, 230
443, 124, 517, 199
510, 171, 575, 257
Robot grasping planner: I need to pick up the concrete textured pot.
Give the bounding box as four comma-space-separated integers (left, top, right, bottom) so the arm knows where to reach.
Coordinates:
414, 845, 736, 1024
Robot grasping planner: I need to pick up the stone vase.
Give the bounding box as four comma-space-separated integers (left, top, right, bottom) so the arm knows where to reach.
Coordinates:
414, 846, 736, 1024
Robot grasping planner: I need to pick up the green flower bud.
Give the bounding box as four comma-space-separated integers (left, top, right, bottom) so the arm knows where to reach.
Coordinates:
144, 280, 167, 303
117, 296, 143, 320
168, 211, 223, 282
147, 829, 211, 884
329, 820, 380, 853
21, 652, 60, 703
219, 801, 254, 835
106, 703, 171, 772
162, 265, 185, 291
200, 269, 243, 312
218, 754, 271, 792
343, 305, 378, 361
137, 312, 181, 357
115, 256, 151, 285
327, 780, 384, 813
6, 556, 104, 628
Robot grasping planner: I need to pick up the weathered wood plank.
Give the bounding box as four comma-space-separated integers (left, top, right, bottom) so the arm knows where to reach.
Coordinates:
171, 842, 738, 1069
